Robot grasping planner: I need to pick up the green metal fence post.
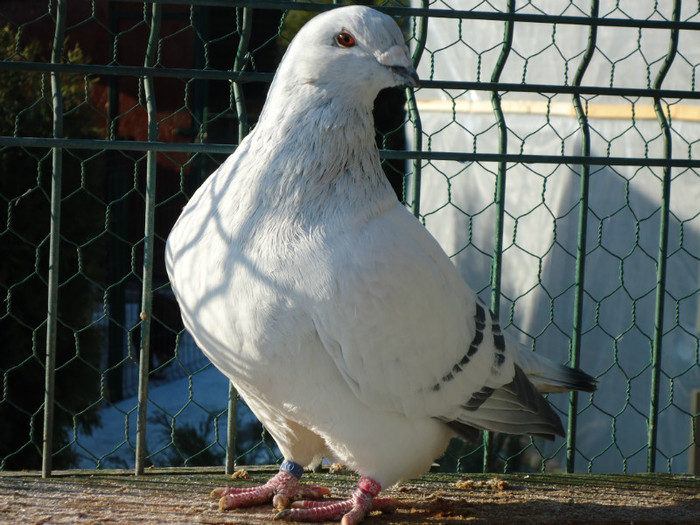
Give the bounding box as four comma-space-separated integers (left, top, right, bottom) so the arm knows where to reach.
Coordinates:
485, 0, 515, 473
224, 5, 253, 475
567, 0, 599, 474
406, 0, 428, 217
42, 0, 67, 479
232, 7, 252, 139
225, 381, 238, 475
647, 0, 680, 474
135, 1, 162, 476
191, 4, 209, 189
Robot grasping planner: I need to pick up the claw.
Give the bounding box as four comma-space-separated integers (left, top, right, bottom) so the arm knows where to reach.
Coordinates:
273, 509, 293, 520
272, 493, 290, 511
298, 486, 332, 499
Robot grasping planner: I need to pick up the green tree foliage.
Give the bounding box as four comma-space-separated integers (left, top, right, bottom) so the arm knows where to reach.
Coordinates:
436, 434, 530, 474
278, 1, 409, 49
151, 413, 226, 468
0, 25, 104, 469
151, 408, 279, 468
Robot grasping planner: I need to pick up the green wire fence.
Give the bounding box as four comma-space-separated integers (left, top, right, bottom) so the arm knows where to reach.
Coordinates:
0, 0, 698, 479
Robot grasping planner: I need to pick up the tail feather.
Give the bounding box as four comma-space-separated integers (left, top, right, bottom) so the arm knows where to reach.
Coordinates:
441, 345, 597, 441
510, 338, 597, 393
444, 365, 566, 441
544, 365, 597, 393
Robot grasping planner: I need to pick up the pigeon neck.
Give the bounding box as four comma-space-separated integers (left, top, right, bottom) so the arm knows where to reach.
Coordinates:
259, 84, 377, 140
256, 85, 384, 178
249, 86, 396, 220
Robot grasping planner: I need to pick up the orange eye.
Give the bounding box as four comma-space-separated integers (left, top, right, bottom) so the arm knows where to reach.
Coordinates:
335, 32, 356, 48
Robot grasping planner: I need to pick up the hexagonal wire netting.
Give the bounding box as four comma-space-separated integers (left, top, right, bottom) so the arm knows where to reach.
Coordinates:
0, 0, 698, 477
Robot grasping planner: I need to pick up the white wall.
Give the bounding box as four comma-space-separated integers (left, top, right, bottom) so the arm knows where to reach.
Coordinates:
410, 0, 700, 472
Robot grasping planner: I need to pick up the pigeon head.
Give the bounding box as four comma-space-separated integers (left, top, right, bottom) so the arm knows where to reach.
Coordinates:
268, 6, 418, 109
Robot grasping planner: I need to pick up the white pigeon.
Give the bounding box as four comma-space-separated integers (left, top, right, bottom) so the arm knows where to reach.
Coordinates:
165, 5, 596, 524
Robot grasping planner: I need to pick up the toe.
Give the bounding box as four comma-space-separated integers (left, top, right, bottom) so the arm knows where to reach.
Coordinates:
273, 500, 351, 522
211, 485, 257, 498
340, 505, 369, 525
218, 486, 274, 510
296, 485, 332, 499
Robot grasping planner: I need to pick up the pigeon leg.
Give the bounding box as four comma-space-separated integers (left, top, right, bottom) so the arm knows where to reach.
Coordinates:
214, 461, 330, 511
274, 476, 390, 525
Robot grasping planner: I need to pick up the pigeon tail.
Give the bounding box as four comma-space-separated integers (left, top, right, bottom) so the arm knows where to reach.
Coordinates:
443, 365, 566, 441
512, 343, 598, 393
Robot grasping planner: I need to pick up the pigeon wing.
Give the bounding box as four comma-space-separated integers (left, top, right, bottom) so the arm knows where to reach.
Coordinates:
311, 202, 523, 425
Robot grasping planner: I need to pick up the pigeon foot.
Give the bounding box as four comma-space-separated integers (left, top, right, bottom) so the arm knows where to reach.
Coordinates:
274, 476, 390, 524
214, 469, 330, 511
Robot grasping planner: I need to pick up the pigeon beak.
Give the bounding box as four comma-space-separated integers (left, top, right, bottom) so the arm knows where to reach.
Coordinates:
392, 65, 420, 88
376, 45, 420, 88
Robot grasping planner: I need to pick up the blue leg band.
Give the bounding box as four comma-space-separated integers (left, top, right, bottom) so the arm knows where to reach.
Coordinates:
279, 460, 304, 479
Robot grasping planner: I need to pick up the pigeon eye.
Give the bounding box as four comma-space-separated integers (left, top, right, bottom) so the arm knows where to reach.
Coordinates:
335, 32, 356, 48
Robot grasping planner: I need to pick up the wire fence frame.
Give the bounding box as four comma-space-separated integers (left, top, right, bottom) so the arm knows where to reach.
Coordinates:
1, 0, 699, 478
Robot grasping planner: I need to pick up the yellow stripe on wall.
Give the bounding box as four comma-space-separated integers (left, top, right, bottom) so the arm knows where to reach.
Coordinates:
415, 99, 700, 122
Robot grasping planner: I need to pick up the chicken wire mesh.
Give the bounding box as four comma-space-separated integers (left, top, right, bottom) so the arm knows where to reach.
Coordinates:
0, 0, 698, 477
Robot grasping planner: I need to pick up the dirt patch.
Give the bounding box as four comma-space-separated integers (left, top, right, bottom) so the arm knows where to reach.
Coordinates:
1, 467, 698, 524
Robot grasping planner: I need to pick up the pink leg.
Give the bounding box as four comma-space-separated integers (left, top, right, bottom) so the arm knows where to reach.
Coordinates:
213, 469, 330, 511
275, 476, 393, 525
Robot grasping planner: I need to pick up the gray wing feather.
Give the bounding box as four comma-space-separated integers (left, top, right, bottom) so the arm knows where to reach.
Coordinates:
442, 364, 565, 441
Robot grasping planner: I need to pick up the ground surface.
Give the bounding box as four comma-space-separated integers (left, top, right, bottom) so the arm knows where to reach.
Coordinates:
1, 466, 698, 524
